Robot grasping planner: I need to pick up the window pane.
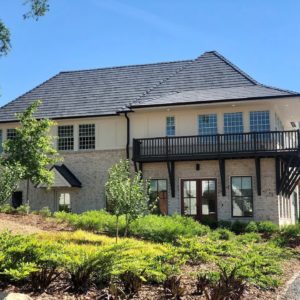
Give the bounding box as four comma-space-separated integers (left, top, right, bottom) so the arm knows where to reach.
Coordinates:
198, 114, 217, 135
166, 116, 175, 136
7, 128, 17, 140
158, 180, 167, 192
149, 179, 168, 215
201, 180, 216, 216
150, 180, 158, 192
79, 124, 95, 150
224, 112, 243, 134
58, 125, 74, 151
250, 111, 270, 132
231, 176, 253, 217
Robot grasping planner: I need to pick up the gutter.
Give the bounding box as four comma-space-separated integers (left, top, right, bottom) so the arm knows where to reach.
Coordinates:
125, 112, 130, 159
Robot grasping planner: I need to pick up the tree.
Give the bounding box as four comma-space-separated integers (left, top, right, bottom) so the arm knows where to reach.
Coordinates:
0, 0, 49, 56
0, 163, 25, 205
105, 159, 149, 242
2, 100, 61, 205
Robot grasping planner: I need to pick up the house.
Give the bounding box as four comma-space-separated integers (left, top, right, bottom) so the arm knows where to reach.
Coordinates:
0, 51, 299, 225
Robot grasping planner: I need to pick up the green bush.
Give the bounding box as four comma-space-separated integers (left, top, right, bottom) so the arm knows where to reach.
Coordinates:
34, 207, 52, 218
217, 220, 232, 229
129, 214, 210, 243
245, 221, 258, 233
231, 221, 248, 234
209, 228, 234, 241
0, 203, 15, 214
275, 224, 300, 247
256, 221, 278, 235
16, 204, 30, 215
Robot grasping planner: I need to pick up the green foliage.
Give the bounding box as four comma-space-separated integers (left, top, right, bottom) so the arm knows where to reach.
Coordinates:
163, 275, 185, 299
256, 221, 279, 235
245, 221, 258, 233
0, 203, 15, 214
16, 204, 30, 215
0, 163, 25, 205
33, 206, 52, 217
231, 221, 248, 234
275, 224, 300, 247
129, 214, 210, 243
0, 20, 10, 56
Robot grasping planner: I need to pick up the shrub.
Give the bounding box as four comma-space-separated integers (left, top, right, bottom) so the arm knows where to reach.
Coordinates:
218, 220, 232, 229
245, 221, 258, 233
0, 203, 15, 214
275, 224, 300, 247
236, 232, 262, 244
120, 270, 143, 296
129, 214, 210, 243
231, 221, 248, 234
16, 204, 30, 215
256, 221, 278, 236
35, 207, 52, 218
163, 275, 185, 299
209, 228, 234, 241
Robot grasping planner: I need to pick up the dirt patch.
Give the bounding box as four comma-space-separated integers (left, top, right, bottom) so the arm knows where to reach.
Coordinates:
0, 213, 73, 234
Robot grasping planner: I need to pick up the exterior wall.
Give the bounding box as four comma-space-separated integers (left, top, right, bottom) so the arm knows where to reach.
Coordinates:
142, 158, 295, 224
16, 149, 126, 213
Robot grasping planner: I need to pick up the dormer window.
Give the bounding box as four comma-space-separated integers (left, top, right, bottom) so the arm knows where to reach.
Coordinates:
166, 116, 175, 136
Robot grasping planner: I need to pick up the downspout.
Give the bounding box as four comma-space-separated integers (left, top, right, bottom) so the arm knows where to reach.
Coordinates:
125, 112, 130, 159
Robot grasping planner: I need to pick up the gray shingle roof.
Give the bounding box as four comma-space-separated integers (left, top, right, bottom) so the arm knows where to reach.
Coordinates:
0, 51, 298, 122
51, 164, 82, 188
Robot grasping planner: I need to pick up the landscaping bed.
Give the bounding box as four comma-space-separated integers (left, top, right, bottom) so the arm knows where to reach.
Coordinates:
0, 210, 299, 299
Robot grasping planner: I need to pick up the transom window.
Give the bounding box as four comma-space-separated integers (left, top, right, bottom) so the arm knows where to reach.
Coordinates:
166, 116, 175, 136
198, 114, 217, 135
149, 179, 168, 215
58, 125, 74, 151
7, 128, 17, 140
224, 112, 243, 134
59, 193, 71, 212
250, 111, 270, 132
79, 124, 95, 150
0, 130, 2, 153
231, 176, 253, 217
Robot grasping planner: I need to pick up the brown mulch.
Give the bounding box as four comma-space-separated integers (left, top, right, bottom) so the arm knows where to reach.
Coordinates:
0, 213, 73, 234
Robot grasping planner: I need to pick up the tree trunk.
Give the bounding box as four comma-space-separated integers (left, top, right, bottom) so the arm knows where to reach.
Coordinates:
116, 215, 119, 243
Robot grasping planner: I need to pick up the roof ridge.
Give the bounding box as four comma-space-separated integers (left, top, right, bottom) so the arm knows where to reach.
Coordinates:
210, 51, 259, 85
127, 55, 203, 109
257, 83, 299, 95
60, 59, 192, 74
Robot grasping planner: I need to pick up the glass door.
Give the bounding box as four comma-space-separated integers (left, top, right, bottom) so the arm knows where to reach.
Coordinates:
181, 179, 217, 221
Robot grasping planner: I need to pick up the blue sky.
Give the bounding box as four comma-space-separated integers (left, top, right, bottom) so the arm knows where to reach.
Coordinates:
0, 0, 299, 106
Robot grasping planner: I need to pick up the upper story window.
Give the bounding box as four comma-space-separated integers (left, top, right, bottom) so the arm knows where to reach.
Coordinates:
79, 124, 95, 150
224, 112, 243, 134
58, 125, 74, 151
0, 130, 2, 153
275, 113, 284, 131
250, 111, 270, 132
7, 128, 17, 140
198, 114, 217, 135
166, 116, 175, 136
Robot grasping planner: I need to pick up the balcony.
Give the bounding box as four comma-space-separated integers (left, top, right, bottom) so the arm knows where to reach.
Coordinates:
132, 130, 300, 162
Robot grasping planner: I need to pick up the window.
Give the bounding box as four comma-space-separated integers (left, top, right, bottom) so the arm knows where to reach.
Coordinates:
183, 180, 197, 216
231, 176, 253, 217
58, 125, 74, 151
224, 112, 243, 134
7, 128, 17, 140
166, 116, 175, 136
0, 130, 2, 153
59, 193, 71, 212
250, 111, 270, 132
149, 179, 168, 215
198, 114, 217, 135
79, 124, 95, 150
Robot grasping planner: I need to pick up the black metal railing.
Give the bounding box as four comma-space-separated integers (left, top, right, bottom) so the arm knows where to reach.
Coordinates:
132, 130, 300, 161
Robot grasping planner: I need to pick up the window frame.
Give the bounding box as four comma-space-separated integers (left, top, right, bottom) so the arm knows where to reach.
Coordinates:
57, 125, 74, 151
224, 112, 244, 134
198, 114, 218, 136
166, 116, 175, 137
231, 176, 253, 218
58, 192, 71, 212
6, 128, 17, 140
249, 111, 270, 132
149, 179, 168, 215
79, 124, 96, 150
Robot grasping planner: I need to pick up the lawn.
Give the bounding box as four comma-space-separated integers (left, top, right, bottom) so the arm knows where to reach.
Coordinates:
0, 208, 299, 299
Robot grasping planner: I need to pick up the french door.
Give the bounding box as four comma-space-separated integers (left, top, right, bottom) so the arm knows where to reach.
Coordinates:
181, 179, 217, 222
